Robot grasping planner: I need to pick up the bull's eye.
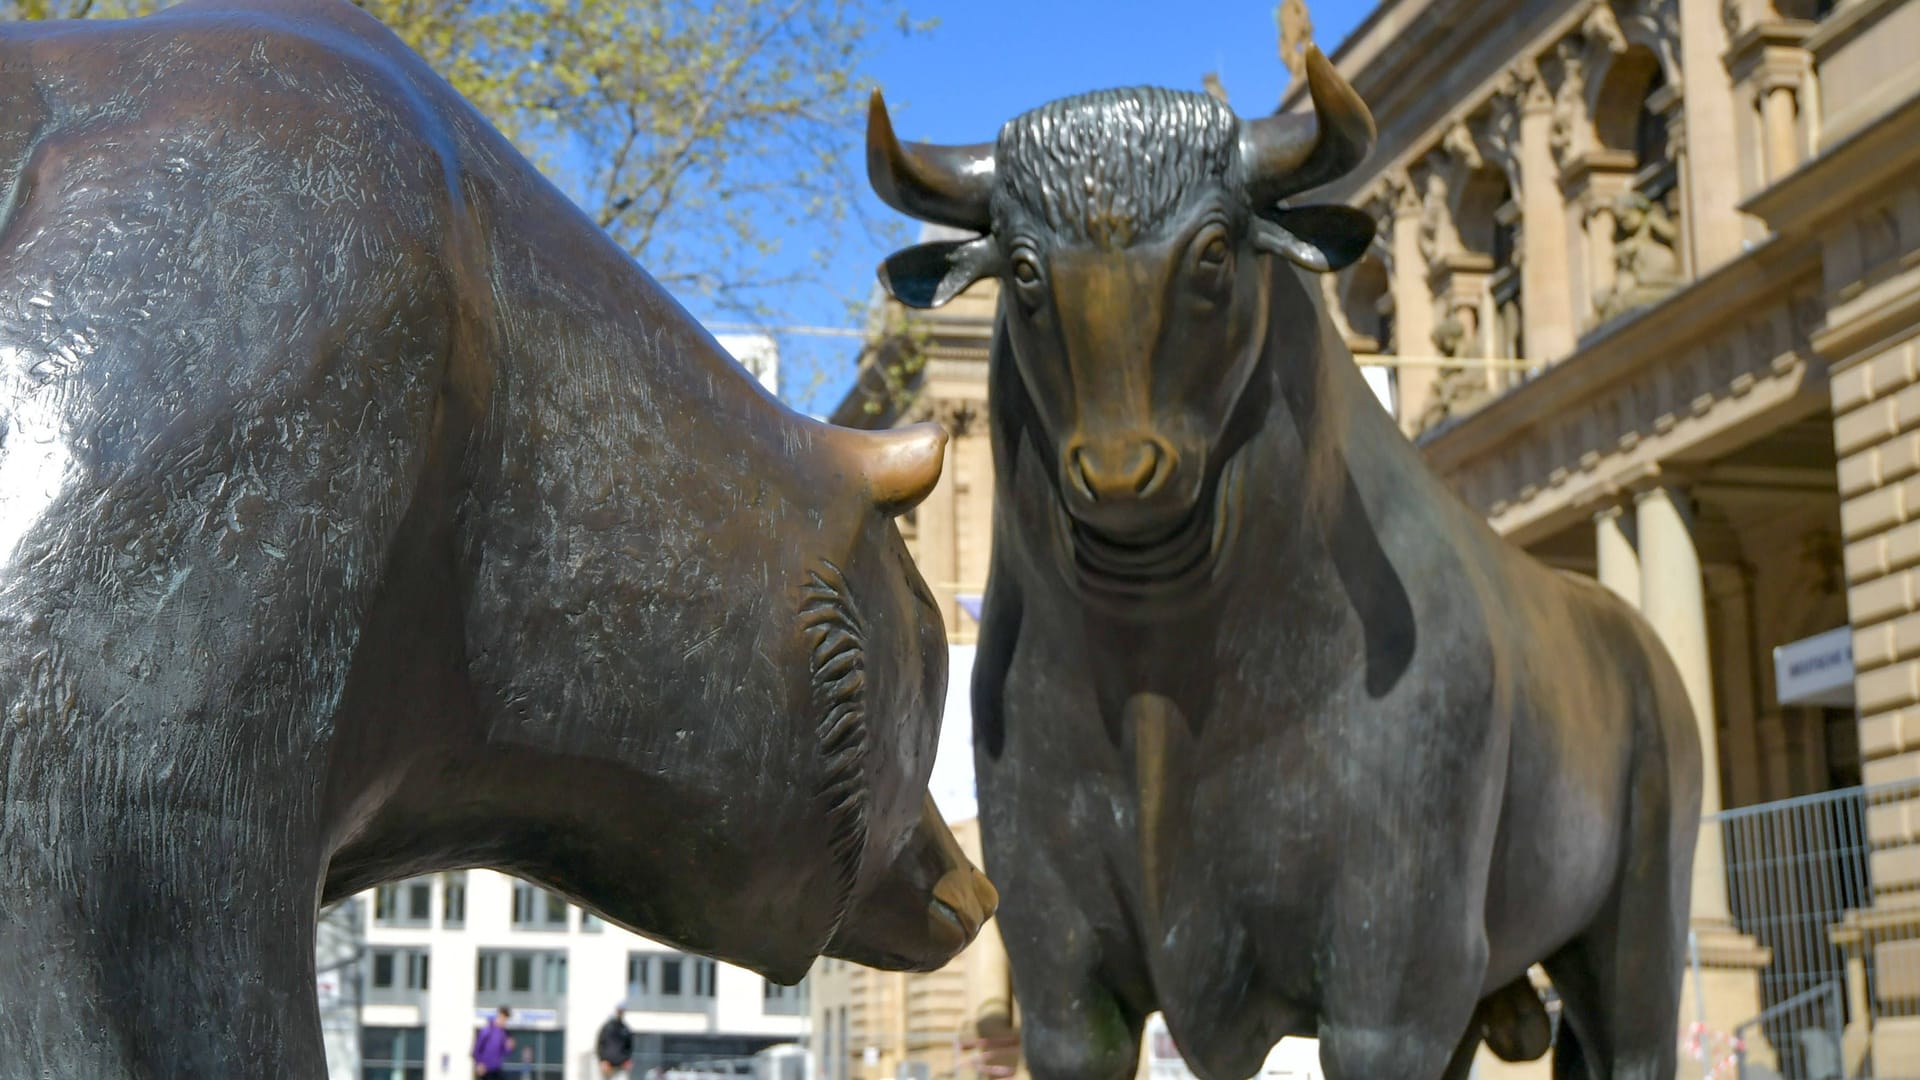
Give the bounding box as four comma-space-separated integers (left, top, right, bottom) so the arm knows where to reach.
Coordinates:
1011, 254, 1042, 286
1189, 225, 1233, 295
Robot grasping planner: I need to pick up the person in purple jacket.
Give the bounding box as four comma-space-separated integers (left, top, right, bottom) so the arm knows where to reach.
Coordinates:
473, 1006, 514, 1080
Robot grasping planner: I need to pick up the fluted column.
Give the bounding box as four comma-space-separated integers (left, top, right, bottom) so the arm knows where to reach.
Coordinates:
1636, 484, 1730, 920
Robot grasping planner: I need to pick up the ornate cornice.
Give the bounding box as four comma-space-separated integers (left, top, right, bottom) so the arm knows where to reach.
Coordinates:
1419, 239, 1828, 545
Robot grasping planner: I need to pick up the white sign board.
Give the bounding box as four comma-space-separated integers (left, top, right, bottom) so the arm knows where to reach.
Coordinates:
1774, 626, 1854, 708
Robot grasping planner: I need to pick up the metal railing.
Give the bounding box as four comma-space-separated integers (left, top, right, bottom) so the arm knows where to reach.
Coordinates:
1708, 777, 1920, 1080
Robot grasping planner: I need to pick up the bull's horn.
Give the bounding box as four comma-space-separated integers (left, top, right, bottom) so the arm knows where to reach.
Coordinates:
853, 422, 948, 516
1241, 46, 1377, 209
867, 90, 996, 233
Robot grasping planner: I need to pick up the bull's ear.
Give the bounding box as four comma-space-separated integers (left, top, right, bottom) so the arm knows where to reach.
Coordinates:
1252, 205, 1376, 273
878, 237, 1002, 309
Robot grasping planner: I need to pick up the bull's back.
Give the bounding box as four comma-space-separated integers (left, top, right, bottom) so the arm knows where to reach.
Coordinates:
0, 6, 463, 723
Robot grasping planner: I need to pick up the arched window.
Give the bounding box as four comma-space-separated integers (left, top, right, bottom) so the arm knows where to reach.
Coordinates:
1633, 65, 1669, 173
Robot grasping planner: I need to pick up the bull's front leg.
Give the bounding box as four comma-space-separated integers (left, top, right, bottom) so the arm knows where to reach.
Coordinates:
1312, 758, 1501, 1079
0, 753, 330, 1076
0, 574, 341, 1076
1315, 919, 1488, 1080
986, 835, 1148, 1080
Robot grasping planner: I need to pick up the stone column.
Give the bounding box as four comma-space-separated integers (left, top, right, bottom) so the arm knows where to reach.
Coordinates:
1517, 69, 1577, 368
1387, 176, 1438, 436
1705, 563, 1762, 811
1678, 0, 1748, 273
1595, 503, 1641, 608
1761, 82, 1800, 184
1636, 484, 1772, 1062
1636, 483, 1731, 917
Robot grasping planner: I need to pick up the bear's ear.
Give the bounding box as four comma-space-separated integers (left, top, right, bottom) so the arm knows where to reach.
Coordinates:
1252, 205, 1376, 273
878, 237, 1002, 309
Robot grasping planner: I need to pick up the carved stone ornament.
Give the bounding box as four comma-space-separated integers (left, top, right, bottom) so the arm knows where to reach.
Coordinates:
1582, 3, 1631, 58
1417, 307, 1494, 434
1483, 92, 1525, 192
1279, 0, 1315, 81
1595, 190, 1683, 320
1442, 119, 1485, 174
1419, 167, 1453, 268
1550, 40, 1590, 166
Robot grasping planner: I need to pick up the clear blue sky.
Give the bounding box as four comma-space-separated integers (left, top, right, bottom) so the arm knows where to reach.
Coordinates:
676, 0, 1376, 415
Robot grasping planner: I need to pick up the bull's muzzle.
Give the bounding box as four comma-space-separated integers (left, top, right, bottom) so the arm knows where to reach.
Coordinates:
826, 795, 998, 971
1059, 432, 1204, 542
929, 862, 999, 951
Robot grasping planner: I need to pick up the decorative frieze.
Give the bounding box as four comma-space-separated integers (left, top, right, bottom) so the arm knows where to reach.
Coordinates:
1438, 283, 1827, 521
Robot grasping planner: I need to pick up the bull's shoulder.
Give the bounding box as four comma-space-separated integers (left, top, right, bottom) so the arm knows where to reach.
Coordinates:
0, 0, 463, 163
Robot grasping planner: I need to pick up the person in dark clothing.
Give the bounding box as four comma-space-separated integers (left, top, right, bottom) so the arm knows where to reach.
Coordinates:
596, 1004, 635, 1078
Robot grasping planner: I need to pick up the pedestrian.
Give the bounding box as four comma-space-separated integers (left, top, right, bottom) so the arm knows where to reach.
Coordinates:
473, 1006, 515, 1079
597, 1003, 635, 1077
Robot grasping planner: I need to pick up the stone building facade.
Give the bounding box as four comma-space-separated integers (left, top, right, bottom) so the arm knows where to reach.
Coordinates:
1308, 0, 1920, 1071
827, 0, 1920, 1075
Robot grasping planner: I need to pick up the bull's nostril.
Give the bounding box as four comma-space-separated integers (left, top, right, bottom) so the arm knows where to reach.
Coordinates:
1131, 442, 1164, 496
1069, 447, 1098, 502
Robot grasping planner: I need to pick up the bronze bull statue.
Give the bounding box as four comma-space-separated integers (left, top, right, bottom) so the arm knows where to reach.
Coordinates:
0, 1, 995, 1074
869, 49, 1700, 1080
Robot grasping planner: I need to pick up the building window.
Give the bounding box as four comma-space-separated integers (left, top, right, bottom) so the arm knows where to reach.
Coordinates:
763, 976, 807, 1016
442, 872, 466, 929
477, 949, 567, 1008
373, 877, 433, 928
511, 879, 570, 931
367, 948, 430, 1005
626, 951, 716, 1012
361, 1025, 425, 1080
581, 912, 604, 933
504, 1029, 567, 1080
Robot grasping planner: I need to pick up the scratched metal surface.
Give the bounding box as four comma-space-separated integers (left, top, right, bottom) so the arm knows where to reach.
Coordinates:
0, 2, 991, 1074
870, 52, 1702, 1080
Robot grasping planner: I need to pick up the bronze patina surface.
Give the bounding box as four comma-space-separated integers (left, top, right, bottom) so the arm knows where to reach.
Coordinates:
871, 49, 1699, 1080
0, 2, 993, 1074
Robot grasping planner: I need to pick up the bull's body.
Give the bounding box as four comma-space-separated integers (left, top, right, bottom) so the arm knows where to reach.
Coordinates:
0, 3, 991, 1075
865, 58, 1702, 1079
975, 283, 1701, 1079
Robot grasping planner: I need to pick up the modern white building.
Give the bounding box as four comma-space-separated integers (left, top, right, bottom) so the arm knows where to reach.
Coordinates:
329, 870, 807, 1080
714, 332, 779, 398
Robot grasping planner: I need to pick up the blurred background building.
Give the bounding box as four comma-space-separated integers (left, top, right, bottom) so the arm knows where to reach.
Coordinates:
327, 870, 808, 1080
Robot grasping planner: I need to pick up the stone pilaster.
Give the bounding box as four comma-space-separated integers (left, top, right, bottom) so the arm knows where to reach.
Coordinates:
1514, 63, 1579, 367
1385, 172, 1439, 436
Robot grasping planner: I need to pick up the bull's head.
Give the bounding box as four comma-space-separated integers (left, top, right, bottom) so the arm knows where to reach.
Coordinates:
868, 50, 1375, 595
